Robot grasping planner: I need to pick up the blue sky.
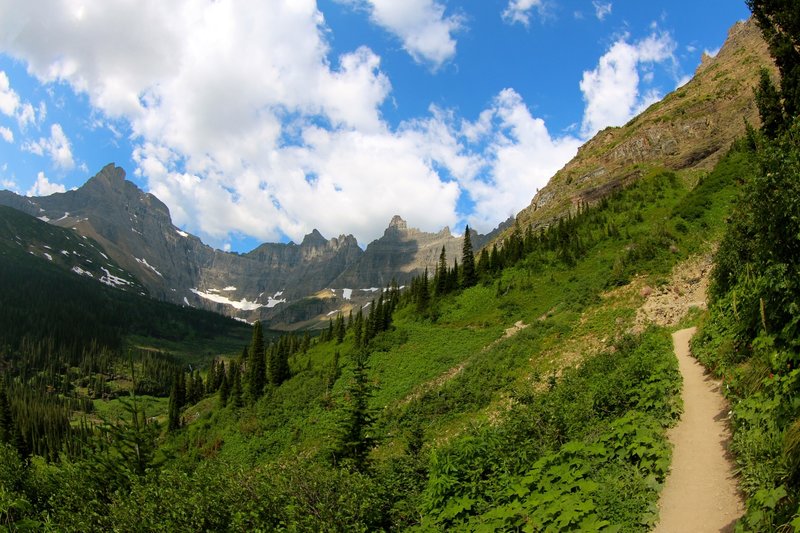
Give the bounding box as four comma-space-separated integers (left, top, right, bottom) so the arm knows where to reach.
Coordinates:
0, 0, 751, 251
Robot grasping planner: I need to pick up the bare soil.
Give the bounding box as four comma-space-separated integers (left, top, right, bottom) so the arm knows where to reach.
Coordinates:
654, 327, 744, 532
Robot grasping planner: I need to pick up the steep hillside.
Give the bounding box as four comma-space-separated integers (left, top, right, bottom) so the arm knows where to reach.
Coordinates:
0, 205, 251, 360
512, 18, 772, 235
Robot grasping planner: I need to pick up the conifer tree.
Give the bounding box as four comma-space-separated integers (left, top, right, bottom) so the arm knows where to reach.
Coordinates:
230, 365, 243, 409
416, 268, 430, 314
218, 363, 230, 408
353, 308, 364, 348
334, 349, 376, 471
335, 313, 346, 344
461, 225, 477, 288
435, 246, 448, 296
167, 375, 181, 431
247, 321, 266, 401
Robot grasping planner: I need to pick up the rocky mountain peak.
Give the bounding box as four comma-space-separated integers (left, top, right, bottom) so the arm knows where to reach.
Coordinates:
388, 215, 408, 230
301, 229, 328, 248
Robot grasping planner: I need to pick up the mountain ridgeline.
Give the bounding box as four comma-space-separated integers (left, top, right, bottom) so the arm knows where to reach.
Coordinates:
0, 166, 508, 329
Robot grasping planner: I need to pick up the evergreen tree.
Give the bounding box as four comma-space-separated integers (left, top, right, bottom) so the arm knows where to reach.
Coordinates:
230, 364, 243, 409
435, 246, 448, 296
247, 321, 266, 401
416, 268, 430, 314
748, 0, 800, 133
218, 362, 230, 408
167, 374, 181, 431
353, 308, 364, 349
335, 313, 346, 344
756, 68, 786, 137
477, 248, 490, 278
334, 349, 376, 471
461, 225, 477, 288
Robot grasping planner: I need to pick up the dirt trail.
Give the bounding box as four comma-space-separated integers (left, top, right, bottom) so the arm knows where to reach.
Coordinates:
654, 328, 744, 532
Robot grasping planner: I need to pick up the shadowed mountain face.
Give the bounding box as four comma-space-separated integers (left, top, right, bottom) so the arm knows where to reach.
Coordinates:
0, 165, 492, 328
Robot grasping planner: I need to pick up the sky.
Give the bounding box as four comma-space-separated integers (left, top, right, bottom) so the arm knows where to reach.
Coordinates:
0, 0, 752, 252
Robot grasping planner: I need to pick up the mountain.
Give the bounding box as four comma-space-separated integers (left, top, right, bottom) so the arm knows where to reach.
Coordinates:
0, 166, 494, 328
0, 205, 250, 358
0, 204, 145, 294
508, 18, 773, 236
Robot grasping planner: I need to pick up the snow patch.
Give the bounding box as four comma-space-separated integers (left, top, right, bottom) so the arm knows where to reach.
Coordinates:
37, 215, 50, 222
43, 252, 52, 261
56, 212, 69, 221
362, 287, 380, 293
362, 302, 372, 309
60, 250, 70, 256
266, 296, 287, 308
222, 286, 237, 291
176, 229, 189, 238
233, 317, 253, 325
190, 288, 264, 311
43, 245, 51, 250
100, 267, 133, 288
71, 266, 93, 277
135, 257, 163, 277
342, 288, 353, 300
99, 252, 109, 260
183, 296, 193, 307
327, 310, 339, 316
131, 228, 143, 235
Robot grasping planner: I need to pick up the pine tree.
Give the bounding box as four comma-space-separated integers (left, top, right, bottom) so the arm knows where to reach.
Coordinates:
416, 268, 430, 314
218, 363, 230, 408
335, 313, 346, 344
247, 321, 266, 401
461, 225, 477, 288
353, 308, 364, 348
435, 246, 448, 296
756, 68, 786, 137
167, 375, 181, 431
230, 365, 243, 409
747, 0, 800, 122
334, 349, 376, 471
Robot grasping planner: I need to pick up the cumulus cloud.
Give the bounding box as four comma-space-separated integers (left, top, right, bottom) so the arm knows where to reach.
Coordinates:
593, 1, 612, 21
579, 31, 676, 137
340, 0, 461, 69
502, 0, 544, 26
22, 123, 75, 169
26, 171, 66, 196
0, 125, 12, 143
0, 0, 585, 246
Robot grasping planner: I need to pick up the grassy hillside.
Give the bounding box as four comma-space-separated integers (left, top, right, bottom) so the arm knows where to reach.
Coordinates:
0, 140, 751, 531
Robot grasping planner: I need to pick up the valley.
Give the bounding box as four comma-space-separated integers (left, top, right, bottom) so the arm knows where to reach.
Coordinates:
1, 9, 799, 532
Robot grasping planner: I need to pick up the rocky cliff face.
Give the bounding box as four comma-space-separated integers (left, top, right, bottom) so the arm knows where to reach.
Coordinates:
0, 166, 495, 328
510, 18, 773, 236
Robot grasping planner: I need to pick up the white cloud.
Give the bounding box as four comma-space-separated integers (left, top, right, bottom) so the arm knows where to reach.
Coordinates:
339, 0, 461, 69
579, 31, 676, 137
26, 171, 66, 196
22, 123, 75, 169
502, 0, 544, 26
593, 1, 612, 21
1, 178, 17, 191
0, 0, 585, 246
455, 89, 582, 228
0, 125, 12, 143
0, 71, 20, 116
